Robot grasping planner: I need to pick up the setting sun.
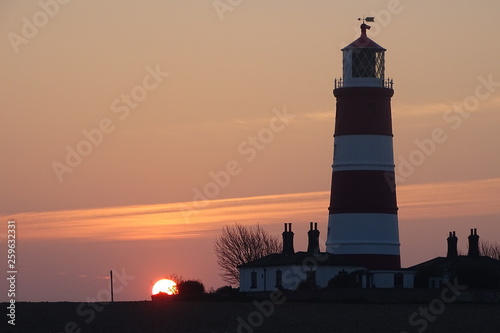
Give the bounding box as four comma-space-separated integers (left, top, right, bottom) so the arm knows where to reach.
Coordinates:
152, 279, 178, 295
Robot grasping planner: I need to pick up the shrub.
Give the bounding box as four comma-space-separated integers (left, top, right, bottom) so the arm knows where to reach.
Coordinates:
214, 285, 237, 296
177, 280, 205, 296
327, 272, 359, 288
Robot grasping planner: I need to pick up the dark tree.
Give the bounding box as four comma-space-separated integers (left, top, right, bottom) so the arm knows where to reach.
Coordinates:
327, 271, 360, 288
177, 280, 205, 296
214, 285, 238, 296
480, 240, 500, 260
214, 224, 281, 285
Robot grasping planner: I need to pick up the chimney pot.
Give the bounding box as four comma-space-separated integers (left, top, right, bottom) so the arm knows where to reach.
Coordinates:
447, 231, 458, 258
307, 222, 320, 254
282, 223, 294, 255
468, 228, 480, 257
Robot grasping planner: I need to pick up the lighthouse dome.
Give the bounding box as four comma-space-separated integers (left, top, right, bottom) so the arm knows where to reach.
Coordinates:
342, 23, 386, 51
338, 23, 389, 88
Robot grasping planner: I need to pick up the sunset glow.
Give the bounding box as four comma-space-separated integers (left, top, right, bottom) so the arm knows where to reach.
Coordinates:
4, 178, 499, 242
2, 1, 500, 303
152, 279, 178, 296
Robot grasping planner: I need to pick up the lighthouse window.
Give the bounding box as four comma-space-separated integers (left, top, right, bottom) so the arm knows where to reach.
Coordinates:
368, 102, 376, 114
353, 49, 375, 77
352, 49, 385, 79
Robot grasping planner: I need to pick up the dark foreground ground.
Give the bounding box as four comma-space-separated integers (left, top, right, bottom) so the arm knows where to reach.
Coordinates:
2, 293, 500, 333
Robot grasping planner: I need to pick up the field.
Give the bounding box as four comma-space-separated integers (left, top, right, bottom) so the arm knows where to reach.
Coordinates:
3, 296, 500, 333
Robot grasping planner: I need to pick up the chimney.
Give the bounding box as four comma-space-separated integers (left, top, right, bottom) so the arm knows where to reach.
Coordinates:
447, 231, 458, 258
468, 228, 480, 257
307, 222, 320, 254
282, 223, 294, 255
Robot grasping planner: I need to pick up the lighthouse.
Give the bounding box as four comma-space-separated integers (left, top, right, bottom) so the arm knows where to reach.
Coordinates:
326, 21, 401, 270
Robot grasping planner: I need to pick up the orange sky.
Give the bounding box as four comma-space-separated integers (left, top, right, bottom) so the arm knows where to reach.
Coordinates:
2, 0, 500, 301
2, 178, 500, 301
5, 178, 500, 243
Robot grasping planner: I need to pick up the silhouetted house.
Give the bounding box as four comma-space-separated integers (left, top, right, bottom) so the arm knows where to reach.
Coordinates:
151, 292, 172, 302
408, 229, 500, 289
238, 223, 414, 292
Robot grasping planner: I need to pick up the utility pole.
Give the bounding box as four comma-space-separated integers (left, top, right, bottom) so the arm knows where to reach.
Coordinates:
110, 270, 114, 303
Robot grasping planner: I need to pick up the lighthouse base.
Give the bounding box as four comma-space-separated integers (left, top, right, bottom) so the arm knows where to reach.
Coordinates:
326, 213, 401, 269
330, 253, 400, 270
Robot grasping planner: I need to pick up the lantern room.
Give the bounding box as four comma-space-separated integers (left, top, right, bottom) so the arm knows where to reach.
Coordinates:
337, 23, 390, 88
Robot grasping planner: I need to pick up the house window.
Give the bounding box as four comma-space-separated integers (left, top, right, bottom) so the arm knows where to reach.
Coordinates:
250, 271, 257, 289
429, 278, 444, 289
394, 273, 404, 288
275, 270, 282, 288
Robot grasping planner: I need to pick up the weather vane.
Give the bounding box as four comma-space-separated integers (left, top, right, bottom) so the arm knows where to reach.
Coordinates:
358, 16, 375, 24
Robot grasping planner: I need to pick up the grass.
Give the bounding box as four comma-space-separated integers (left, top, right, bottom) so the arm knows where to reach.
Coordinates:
2, 298, 500, 333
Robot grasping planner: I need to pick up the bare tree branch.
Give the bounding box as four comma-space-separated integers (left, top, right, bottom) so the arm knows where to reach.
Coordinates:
214, 224, 281, 285
480, 240, 500, 260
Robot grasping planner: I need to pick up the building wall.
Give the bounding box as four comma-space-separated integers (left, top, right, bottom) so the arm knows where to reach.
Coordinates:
372, 272, 395, 288
403, 272, 415, 289
361, 271, 415, 289
239, 265, 364, 292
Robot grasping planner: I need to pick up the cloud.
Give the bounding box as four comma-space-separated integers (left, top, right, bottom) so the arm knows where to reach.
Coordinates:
302, 109, 334, 121
3, 178, 499, 242
398, 178, 500, 220
394, 95, 500, 117
394, 101, 452, 116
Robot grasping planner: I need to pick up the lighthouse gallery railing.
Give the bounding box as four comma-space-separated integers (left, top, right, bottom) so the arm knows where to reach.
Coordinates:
334, 78, 394, 89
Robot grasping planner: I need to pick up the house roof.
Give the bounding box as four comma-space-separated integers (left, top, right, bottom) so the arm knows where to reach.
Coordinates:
238, 252, 366, 269
407, 255, 500, 272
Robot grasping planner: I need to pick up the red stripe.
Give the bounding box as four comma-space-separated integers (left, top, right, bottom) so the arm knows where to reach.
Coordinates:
334, 87, 394, 136
329, 170, 397, 214
333, 253, 401, 270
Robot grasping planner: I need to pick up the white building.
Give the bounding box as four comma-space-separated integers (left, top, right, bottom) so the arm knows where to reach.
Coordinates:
239, 223, 414, 292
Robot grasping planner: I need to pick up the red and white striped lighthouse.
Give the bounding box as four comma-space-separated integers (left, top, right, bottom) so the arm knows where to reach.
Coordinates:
325, 22, 401, 270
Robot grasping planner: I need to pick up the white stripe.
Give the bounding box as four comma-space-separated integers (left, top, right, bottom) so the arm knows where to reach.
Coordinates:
333, 135, 394, 171
326, 213, 400, 255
